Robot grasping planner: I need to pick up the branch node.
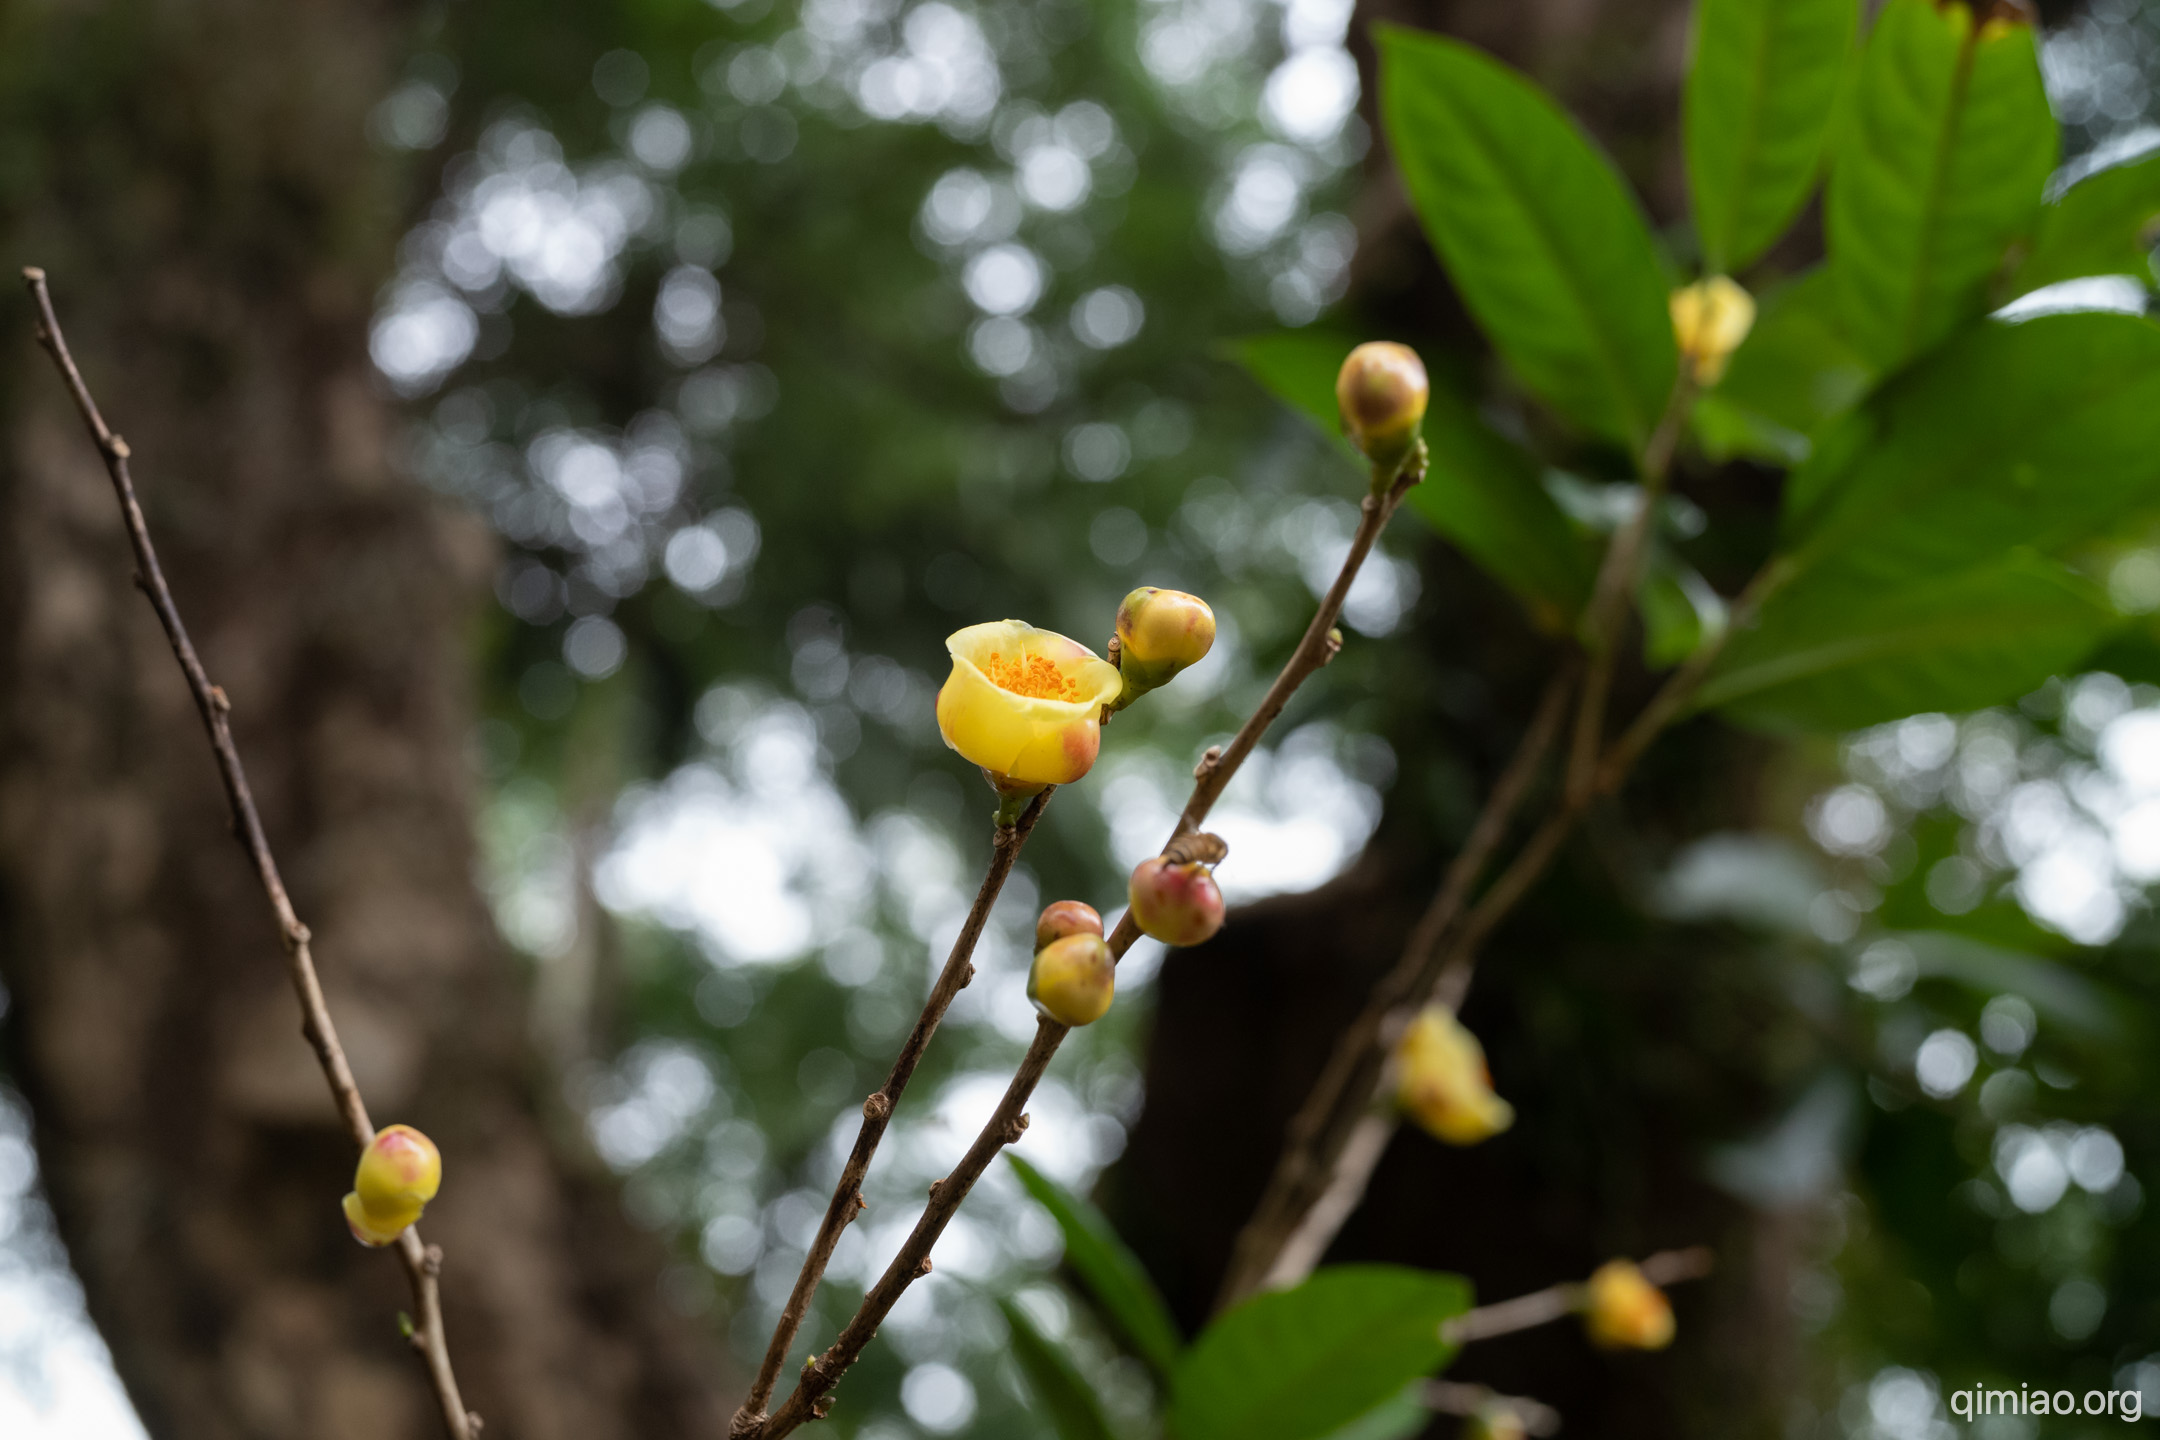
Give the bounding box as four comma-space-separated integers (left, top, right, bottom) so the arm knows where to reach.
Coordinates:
106, 434, 131, 460
467, 1414, 484, 1435
22, 265, 45, 282
1163, 832, 1228, 867
286, 919, 312, 946
926, 1179, 944, 1201
914, 1256, 933, 1277
862, 1092, 891, 1122
209, 683, 232, 713
1000, 1113, 1030, 1145
1192, 744, 1222, 780
811, 1397, 834, 1419
424, 1244, 445, 1276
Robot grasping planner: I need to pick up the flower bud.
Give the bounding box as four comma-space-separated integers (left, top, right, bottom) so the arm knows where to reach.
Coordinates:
1393, 1008, 1513, 1145
1127, 836, 1227, 948
1036, 899, 1103, 953
1465, 1404, 1529, 1440
1028, 932, 1116, 1027
1583, 1259, 1675, 1351
1668, 276, 1755, 386
1113, 587, 1216, 704
342, 1123, 442, 1247
1336, 341, 1429, 474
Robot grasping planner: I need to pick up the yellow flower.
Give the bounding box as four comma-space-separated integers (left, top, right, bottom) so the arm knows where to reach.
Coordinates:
1394, 1007, 1513, 1145
342, 1123, 442, 1247
1583, 1259, 1675, 1351
1669, 276, 1756, 385
936, 621, 1123, 789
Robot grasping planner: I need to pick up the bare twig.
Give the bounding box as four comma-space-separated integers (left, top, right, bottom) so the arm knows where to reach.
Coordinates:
1216, 661, 1576, 1306
23, 269, 478, 1440
1423, 1381, 1562, 1436
740, 460, 1425, 1439
733, 790, 1052, 1430
1440, 1247, 1714, 1346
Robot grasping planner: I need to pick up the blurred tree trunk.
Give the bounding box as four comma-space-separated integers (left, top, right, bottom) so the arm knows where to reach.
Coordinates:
1118, 2, 1815, 1436
0, 3, 726, 1437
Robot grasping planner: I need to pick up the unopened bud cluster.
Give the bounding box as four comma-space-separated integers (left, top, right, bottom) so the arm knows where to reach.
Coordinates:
1393, 1007, 1513, 1145
1336, 341, 1429, 482
1028, 901, 1115, 1027
343, 1123, 442, 1247
1582, 1259, 1675, 1350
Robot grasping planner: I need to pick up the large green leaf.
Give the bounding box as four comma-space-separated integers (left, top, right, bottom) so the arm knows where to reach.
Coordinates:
1826, 0, 2055, 371
1320, 1385, 1430, 1440
2008, 147, 2160, 297
1697, 554, 2117, 732
1007, 1155, 1183, 1380
1232, 331, 1595, 627
1685, 0, 1859, 272
1781, 312, 2160, 581
1377, 25, 1676, 455
1700, 267, 1872, 464
1169, 1266, 1469, 1440
999, 1297, 1122, 1440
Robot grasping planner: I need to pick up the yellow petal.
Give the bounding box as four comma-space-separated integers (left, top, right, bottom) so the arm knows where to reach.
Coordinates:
936, 621, 1122, 786
1394, 1008, 1513, 1145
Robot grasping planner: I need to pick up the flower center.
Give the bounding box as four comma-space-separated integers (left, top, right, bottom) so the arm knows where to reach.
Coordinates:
983, 651, 1082, 701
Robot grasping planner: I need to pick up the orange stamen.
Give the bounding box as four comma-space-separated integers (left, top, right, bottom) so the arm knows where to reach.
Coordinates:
984, 651, 1081, 701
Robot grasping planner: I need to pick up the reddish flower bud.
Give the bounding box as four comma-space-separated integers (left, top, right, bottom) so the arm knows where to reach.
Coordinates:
342, 1123, 442, 1247
1335, 341, 1428, 474
1028, 932, 1116, 1027
1583, 1259, 1675, 1351
1035, 899, 1103, 953
1127, 850, 1226, 948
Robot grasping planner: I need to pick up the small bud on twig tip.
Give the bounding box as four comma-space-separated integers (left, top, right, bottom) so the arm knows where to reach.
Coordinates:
1193, 745, 1222, 779
23, 266, 45, 282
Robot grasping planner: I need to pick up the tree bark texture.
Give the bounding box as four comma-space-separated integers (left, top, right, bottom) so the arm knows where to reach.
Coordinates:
0, 2, 727, 1436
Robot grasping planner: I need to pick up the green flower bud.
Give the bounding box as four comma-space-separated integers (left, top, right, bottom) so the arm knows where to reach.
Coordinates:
343, 1123, 442, 1247
1335, 341, 1428, 475
1112, 587, 1217, 704
1027, 932, 1116, 1027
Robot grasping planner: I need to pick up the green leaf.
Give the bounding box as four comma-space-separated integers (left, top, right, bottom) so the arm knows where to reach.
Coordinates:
1231, 331, 1596, 626
1169, 1265, 1470, 1440
1320, 1384, 1430, 1440
1685, 0, 1859, 272
1781, 312, 2160, 582
1697, 553, 2117, 732
999, 1297, 1122, 1440
1378, 25, 1676, 454
1894, 931, 2127, 1040
1826, 0, 2055, 371
1699, 267, 1872, 463
2009, 147, 2160, 297
1007, 1155, 1183, 1380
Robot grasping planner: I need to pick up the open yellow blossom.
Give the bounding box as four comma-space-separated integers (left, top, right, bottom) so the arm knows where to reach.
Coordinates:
936, 621, 1124, 791
1669, 276, 1756, 385
1583, 1259, 1676, 1351
1394, 1007, 1513, 1145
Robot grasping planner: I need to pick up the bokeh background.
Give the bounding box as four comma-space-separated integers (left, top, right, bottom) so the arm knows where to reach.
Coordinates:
7, 0, 2160, 1436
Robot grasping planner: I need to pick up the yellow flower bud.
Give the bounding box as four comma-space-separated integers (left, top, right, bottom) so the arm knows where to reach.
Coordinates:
1113, 587, 1216, 703
936, 621, 1125, 794
1583, 1259, 1675, 1351
1668, 276, 1756, 386
1036, 900, 1103, 953
1335, 341, 1429, 474
342, 1123, 441, 1248
1393, 1008, 1513, 1145
1028, 932, 1116, 1027
1465, 1404, 1529, 1440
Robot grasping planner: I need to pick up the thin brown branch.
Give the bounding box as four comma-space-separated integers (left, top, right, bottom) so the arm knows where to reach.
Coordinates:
23, 269, 478, 1440
1215, 660, 1576, 1307
1440, 1246, 1714, 1346
733, 790, 1052, 1430
740, 457, 1423, 1439
1423, 1381, 1562, 1437
1565, 378, 1692, 808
